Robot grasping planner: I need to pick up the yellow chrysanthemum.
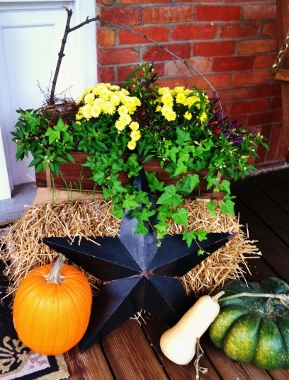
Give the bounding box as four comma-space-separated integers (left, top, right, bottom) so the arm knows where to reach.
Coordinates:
185, 95, 200, 107
82, 104, 92, 119
129, 121, 140, 131
119, 113, 132, 126
130, 130, 141, 141
118, 105, 129, 116
158, 87, 170, 95
199, 111, 207, 123
127, 140, 136, 150
161, 106, 176, 121
84, 93, 95, 105
91, 105, 101, 118
102, 101, 116, 115
110, 94, 121, 107
184, 111, 192, 120
115, 119, 126, 132
174, 86, 185, 94
176, 92, 186, 105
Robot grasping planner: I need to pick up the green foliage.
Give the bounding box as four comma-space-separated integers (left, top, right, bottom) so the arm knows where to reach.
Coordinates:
12, 62, 268, 247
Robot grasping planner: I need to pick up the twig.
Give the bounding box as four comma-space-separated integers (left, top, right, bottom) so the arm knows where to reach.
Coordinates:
49, 8, 221, 107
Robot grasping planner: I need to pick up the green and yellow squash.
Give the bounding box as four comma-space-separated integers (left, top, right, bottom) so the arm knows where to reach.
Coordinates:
209, 277, 289, 370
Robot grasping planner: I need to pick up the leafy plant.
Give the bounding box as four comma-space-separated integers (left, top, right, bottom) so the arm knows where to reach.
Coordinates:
12, 62, 268, 246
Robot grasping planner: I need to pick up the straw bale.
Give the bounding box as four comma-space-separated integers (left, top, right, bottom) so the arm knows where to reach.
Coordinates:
0, 199, 260, 298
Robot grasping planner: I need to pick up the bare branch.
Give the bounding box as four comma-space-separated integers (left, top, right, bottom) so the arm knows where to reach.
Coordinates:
49, 9, 221, 109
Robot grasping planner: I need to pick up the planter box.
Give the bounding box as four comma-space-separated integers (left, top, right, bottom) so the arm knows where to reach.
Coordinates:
35, 152, 224, 201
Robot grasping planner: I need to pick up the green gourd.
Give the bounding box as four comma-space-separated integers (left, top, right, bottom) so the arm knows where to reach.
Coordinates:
209, 277, 289, 370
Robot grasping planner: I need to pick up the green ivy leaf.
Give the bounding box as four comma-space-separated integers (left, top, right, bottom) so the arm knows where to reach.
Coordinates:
206, 201, 217, 217
196, 230, 208, 241
177, 174, 199, 196
182, 231, 196, 247
171, 207, 188, 226
123, 194, 141, 210
219, 179, 231, 194
220, 198, 235, 215
157, 185, 182, 207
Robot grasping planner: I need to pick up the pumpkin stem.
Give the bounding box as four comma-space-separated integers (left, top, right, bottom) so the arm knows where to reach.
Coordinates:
219, 292, 289, 305
44, 254, 66, 284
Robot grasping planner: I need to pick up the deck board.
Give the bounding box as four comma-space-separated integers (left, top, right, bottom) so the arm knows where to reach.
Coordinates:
63, 167, 289, 379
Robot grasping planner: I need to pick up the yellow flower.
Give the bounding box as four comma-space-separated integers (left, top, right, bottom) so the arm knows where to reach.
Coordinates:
118, 105, 129, 116
184, 111, 192, 120
84, 93, 95, 105
82, 104, 92, 119
115, 119, 126, 132
91, 105, 101, 118
161, 106, 176, 121
199, 111, 207, 123
119, 113, 132, 126
176, 92, 186, 105
110, 94, 121, 107
102, 101, 115, 115
127, 140, 136, 150
158, 87, 170, 95
130, 130, 141, 141
185, 95, 200, 107
129, 122, 139, 131
174, 86, 185, 93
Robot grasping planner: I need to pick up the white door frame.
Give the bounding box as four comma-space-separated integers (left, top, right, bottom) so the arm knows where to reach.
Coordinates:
0, 0, 96, 200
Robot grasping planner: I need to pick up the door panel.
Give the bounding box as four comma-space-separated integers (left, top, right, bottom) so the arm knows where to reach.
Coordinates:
0, 0, 96, 197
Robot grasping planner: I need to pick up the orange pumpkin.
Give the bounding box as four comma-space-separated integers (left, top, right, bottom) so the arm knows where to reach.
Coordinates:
13, 254, 92, 356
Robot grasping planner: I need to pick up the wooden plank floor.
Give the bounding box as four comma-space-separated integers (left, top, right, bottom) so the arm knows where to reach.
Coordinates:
63, 167, 289, 380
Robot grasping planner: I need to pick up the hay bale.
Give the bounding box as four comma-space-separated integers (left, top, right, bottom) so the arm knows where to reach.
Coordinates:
0, 199, 260, 298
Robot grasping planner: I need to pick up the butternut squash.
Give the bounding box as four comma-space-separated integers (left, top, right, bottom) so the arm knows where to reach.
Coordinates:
160, 291, 224, 365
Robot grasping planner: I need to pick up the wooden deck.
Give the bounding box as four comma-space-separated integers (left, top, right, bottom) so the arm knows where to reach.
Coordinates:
64, 167, 289, 380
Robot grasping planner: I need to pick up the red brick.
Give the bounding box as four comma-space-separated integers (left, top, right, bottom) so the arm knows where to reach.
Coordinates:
144, 6, 194, 24
193, 41, 236, 57
232, 70, 270, 86
97, 29, 115, 47
119, 27, 169, 45
100, 7, 142, 26
266, 124, 283, 161
220, 23, 260, 39
176, 0, 221, 2
254, 55, 275, 69
231, 99, 269, 115
97, 0, 115, 5
263, 22, 278, 38
121, 0, 170, 3
212, 56, 254, 72
247, 109, 283, 127
217, 87, 251, 102
143, 44, 190, 62
165, 58, 211, 76
97, 66, 115, 83
243, 5, 277, 21
251, 83, 281, 98
97, 47, 139, 65
276, 128, 287, 161
195, 6, 241, 21
271, 96, 282, 109
189, 73, 231, 90
171, 24, 217, 41
238, 39, 277, 55
157, 77, 187, 89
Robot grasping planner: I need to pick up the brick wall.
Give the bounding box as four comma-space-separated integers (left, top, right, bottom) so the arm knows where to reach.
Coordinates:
96, 0, 284, 169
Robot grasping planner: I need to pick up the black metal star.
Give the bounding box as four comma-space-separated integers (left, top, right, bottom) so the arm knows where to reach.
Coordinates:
43, 169, 232, 351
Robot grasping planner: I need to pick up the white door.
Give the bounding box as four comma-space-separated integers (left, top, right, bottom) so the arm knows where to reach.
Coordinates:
0, 0, 96, 199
